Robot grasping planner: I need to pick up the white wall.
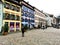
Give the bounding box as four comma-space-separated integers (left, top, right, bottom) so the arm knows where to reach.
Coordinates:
0, 2, 3, 32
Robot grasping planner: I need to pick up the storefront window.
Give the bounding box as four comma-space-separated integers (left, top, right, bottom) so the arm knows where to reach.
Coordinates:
16, 22, 20, 31
10, 22, 14, 32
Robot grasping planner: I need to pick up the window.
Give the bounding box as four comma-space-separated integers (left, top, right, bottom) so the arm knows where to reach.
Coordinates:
31, 10, 34, 14
22, 18, 24, 22
15, 16, 20, 20
16, 7, 20, 12
10, 5, 15, 10
3, 13, 5, 19
10, 5, 20, 12
16, 22, 20, 31
25, 18, 27, 22
4, 13, 16, 20
3, 13, 10, 20
22, 6, 28, 11
31, 14, 34, 18
4, 3, 10, 9
4, 2, 20, 12
31, 20, 34, 22
10, 14, 15, 20
25, 12, 27, 17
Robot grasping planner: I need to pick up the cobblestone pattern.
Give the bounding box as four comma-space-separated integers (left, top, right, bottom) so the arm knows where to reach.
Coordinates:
0, 27, 60, 45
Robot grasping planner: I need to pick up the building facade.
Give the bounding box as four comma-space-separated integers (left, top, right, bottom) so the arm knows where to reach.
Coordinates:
56, 16, 60, 24
53, 17, 57, 24
0, 0, 55, 33
53, 16, 60, 28
21, 1, 35, 29
34, 8, 46, 28
0, 0, 21, 32
44, 13, 53, 27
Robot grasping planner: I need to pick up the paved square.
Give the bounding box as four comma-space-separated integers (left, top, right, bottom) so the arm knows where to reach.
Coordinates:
0, 27, 60, 45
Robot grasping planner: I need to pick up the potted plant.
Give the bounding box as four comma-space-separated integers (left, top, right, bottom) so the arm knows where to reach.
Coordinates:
2, 23, 9, 35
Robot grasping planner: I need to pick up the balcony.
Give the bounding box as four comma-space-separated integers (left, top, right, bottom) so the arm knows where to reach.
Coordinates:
4, 2, 20, 12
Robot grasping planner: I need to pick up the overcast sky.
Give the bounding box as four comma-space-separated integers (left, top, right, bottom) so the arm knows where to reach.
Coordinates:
25, 0, 60, 17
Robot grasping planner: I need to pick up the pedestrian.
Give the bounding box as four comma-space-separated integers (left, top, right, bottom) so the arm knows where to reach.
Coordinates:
43, 26, 45, 30
21, 24, 25, 37
46, 25, 47, 29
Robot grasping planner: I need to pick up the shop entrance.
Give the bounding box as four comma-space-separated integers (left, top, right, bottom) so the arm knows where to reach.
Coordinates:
16, 22, 20, 31
10, 22, 14, 32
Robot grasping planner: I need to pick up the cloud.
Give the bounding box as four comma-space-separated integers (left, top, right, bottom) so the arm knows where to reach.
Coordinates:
25, 0, 60, 17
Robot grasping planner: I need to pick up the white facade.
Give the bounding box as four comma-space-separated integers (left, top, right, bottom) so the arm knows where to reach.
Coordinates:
34, 8, 46, 28
45, 13, 53, 26
46, 17, 52, 26
0, 2, 3, 32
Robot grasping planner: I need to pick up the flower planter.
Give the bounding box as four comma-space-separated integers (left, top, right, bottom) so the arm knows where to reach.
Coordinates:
2, 23, 9, 35
2, 32, 8, 35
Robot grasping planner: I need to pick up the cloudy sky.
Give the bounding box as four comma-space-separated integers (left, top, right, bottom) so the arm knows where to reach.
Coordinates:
25, 0, 60, 17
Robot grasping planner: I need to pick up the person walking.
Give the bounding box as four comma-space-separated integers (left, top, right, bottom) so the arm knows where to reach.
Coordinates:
21, 24, 24, 37
43, 26, 45, 30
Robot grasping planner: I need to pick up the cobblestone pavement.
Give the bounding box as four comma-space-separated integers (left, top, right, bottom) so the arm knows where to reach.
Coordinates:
0, 27, 60, 45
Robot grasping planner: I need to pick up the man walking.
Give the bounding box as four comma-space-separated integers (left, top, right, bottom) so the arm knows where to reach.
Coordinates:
21, 24, 24, 37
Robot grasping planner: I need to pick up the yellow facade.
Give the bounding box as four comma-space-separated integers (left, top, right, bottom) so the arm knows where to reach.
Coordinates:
2, 0, 21, 32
